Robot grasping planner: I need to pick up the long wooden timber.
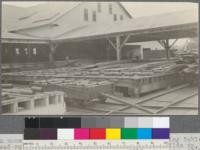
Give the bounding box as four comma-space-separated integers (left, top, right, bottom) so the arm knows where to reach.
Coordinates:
2, 71, 183, 98
33, 79, 114, 103
100, 84, 197, 115
154, 93, 198, 114
1, 61, 190, 101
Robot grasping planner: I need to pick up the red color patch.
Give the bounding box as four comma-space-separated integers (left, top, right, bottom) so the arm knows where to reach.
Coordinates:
90, 128, 106, 139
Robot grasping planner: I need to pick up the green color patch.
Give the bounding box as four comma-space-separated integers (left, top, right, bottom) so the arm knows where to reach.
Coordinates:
121, 128, 137, 139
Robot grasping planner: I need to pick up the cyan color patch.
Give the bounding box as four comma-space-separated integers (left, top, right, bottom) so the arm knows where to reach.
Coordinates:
137, 128, 152, 139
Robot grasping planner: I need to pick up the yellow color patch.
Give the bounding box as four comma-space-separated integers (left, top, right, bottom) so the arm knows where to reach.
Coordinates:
106, 128, 121, 140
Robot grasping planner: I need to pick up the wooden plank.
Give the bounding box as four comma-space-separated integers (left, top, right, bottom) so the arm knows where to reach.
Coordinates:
120, 35, 130, 49
154, 93, 198, 114
135, 84, 189, 104
140, 104, 198, 109
101, 93, 154, 114
107, 38, 117, 50
105, 105, 131, 115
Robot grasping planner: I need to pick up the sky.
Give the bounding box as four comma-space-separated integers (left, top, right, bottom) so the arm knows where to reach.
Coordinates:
3, 1, 198, 18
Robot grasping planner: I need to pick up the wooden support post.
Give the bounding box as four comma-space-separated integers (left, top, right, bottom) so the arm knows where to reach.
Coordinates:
27, 44, 31, 62
165, 39, 170, 59
116, 36, 121, 61
49, 42, 57, 64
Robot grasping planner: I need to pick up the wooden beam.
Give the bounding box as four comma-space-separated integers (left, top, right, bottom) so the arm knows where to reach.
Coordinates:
169, 39, 178, 49
136, 84, 189, 104
140, 104, 198, 109
157, 40, 165, 48
107, 38, 117, 50
107, 36, 122, 61
105, 105, 132, 115
158, 38, 178, 59
158, 39, 170, 59
120, 35, 130, 49
101, 93, 154, 114
154, 93, 198, 114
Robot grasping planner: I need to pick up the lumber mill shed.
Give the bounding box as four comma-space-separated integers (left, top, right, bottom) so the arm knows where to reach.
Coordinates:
1, 2, 198, 64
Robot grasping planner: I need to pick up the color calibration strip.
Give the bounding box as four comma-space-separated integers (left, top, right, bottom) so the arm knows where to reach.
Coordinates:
24, 128, 169, 140
24, 117, 169, 140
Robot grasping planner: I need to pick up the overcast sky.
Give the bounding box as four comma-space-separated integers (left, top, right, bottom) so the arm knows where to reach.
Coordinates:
3, 1, 198, 17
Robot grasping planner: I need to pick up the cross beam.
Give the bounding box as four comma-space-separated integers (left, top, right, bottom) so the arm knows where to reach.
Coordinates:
158, 39, 178, 59
107, 35, 130, 61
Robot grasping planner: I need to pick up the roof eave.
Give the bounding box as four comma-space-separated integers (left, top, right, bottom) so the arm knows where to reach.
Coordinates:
117, 2, 132, 19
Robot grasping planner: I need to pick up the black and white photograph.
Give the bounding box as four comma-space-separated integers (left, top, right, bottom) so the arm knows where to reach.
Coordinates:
1, 1, 199, 115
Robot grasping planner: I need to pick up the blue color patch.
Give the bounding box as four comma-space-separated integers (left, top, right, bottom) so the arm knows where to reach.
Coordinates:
137, 128, 152, 139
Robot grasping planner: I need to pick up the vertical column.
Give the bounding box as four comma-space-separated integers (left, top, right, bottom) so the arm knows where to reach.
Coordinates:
116, 36, 121, 61
165, 39, 170, 59
27, 44, 32, 63
49, 42, 57, 64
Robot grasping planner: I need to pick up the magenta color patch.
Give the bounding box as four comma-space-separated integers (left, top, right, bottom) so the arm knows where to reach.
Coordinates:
74, 128, 89, 139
